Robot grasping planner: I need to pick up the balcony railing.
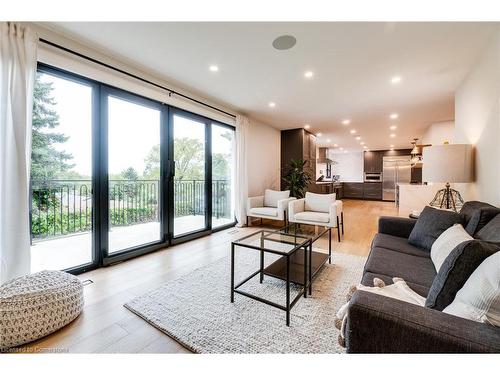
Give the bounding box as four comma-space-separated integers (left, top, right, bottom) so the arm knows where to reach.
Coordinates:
30, 179, 232, 240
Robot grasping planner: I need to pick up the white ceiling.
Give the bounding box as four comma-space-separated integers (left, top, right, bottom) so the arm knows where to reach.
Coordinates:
45, 22, 497, 151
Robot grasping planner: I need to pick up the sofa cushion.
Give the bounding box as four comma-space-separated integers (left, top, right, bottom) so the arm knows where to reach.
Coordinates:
248, 207, 278, 217
364, 247, 436, 287
372, 233, 429, 258
460, 201, 500, 236
408, 206, 463, 251
430, 224, 473, 273
293, 211, 330, 223
361, 271, 430, 297
264, 189, 290, 208
476, 213, 500, 242
443, 251, 500, 327
304, 192, 334, 213
425, 240, 500, 311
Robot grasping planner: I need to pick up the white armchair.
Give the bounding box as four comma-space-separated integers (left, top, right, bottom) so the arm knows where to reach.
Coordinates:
288, 192, 344, 242
247, 189, 296, 226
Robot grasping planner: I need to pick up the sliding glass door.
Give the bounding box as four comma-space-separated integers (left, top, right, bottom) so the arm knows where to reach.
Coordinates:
169, 112, 236, 240
30, 69, 96, 273
30, 63, 235, 274
106, 93, 163, 254
171, 111, 209, 238
211, 123, 235, 229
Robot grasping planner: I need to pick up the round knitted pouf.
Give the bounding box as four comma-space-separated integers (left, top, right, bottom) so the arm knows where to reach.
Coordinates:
0, 270, 83, 350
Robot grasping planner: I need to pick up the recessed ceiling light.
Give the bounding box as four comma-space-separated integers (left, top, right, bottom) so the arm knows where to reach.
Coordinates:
390, 113, 399, 119
391, 76, 402, 84
209, 65, 219, 72
363, 146, 367, 149
268, 102, 276, 108
326, 139, 331, 143
390, 125, 397, 130
390, 133, 396, 138
355, 136, 361, 141
342, 119, 351, 125
316, 133, 322, 137
304, 124, 310, 129
304, 71, 314, 78
350, 129, 357, 134
333, 143, 338, 147
390, 144, 394, 148
360, 141, 365, 145
339, 147, 344, 151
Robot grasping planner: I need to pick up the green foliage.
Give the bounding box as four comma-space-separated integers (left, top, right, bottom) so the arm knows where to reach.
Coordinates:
212, 153, 230, 180
174, 137, 204, 180
142, 138, 231, 181
31, 74, 74, 180
143, 144, 160, 179
120, 167, 139, 181
31, 207, 157, 237
282, 159, 312, 198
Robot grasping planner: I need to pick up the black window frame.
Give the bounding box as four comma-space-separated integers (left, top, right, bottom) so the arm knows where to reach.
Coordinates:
33, 62, 236, 275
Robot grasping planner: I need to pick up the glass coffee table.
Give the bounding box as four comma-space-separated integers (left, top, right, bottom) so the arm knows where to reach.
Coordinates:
230, 224, 332, 326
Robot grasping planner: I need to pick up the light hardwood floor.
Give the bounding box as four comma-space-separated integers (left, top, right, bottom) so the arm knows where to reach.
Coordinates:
20, 199, 397, 354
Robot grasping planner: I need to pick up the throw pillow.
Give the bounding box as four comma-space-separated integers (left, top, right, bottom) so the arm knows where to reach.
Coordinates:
443, 251, 500, 327
304, 192, 335, 213
425, 240, 500, 310
459, 201, 500, 236
430, 224, 473, 273
476, 213, 500, 242
264, 189, 289, 208
408, 206, 463, 251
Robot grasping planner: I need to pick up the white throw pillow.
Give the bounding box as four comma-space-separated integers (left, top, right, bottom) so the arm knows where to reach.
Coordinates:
304, 192, 335, 213
443, 251, 500, 327
430, 224, 473, 273
264, 189, 289, 208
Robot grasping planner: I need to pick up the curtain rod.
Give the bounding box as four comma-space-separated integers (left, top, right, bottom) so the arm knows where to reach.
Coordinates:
39, 38, 237, 119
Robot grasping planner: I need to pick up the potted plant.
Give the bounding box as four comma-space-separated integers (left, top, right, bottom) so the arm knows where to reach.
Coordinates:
282, 159, 312, 198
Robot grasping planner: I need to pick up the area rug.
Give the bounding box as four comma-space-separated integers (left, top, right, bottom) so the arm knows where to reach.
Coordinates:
124, 249, 366, 353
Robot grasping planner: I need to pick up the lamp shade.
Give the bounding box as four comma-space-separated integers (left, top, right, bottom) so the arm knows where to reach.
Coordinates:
422, 144, 473, 183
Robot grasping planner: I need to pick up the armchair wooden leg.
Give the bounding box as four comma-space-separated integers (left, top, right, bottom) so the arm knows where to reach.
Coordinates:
337, 216, 341, 242
341, 212, 344, 235
328, 228, 332, 264
260, 218, 263, 226
247, 216, 250, 227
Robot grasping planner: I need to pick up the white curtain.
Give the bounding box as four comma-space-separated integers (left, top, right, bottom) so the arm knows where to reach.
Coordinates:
234, 115, 249, 227
0, 23, 37, 283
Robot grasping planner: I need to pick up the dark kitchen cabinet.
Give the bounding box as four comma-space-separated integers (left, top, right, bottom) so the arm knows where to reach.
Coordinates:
364, 151, 383, 173
281, 129, 317, 191
342, 182, 364, 199
309, 134, 317, 159
363, 182, 382, 200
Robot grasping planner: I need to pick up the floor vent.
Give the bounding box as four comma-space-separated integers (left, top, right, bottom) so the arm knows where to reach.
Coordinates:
82, 279, 94, 286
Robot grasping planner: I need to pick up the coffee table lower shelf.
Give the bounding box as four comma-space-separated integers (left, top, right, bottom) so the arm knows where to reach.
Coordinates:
263, 248, 329, 285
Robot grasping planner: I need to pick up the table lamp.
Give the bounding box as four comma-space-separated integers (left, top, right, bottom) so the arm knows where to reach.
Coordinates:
422, 144, 473, 212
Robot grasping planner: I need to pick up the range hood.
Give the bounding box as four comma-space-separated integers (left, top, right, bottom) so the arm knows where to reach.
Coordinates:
317, 147, 334, 164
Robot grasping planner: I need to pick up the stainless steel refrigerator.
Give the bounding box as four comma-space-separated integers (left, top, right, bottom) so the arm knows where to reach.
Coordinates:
382, 155, 411, 202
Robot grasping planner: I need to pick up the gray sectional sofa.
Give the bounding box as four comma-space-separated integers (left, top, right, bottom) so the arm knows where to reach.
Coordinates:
345, 201, 500, 353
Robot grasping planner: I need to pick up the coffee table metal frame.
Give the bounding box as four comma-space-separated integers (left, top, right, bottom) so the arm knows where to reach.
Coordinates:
230, 223, 331, 326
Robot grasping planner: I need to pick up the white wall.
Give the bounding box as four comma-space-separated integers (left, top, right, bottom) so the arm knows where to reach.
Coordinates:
246, 119, 281, 196
422, 121, 455, 145
329, 151, 364, 182
455, 27, 500, 206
